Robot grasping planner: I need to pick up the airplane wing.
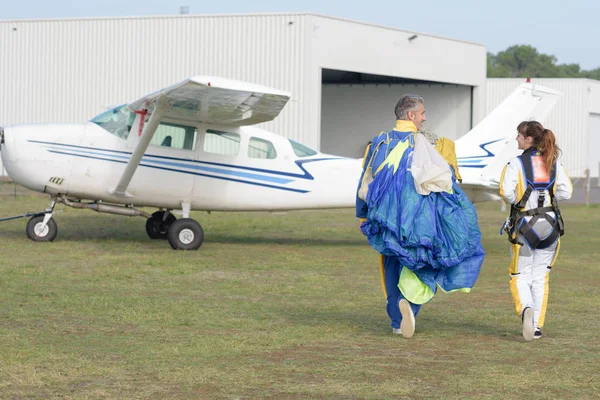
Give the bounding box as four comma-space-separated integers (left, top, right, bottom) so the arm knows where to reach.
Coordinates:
127, 76, 291, 126
111, 76, 291, 197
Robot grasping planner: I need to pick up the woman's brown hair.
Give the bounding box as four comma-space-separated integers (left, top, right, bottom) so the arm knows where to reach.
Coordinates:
517, 120, 561, 173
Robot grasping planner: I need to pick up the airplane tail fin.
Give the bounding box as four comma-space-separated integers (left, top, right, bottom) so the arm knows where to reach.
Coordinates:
456, 83, 562, 184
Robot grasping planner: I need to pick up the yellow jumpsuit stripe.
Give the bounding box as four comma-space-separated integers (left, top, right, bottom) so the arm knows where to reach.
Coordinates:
538, 273, 551, 327
499, 165, 508, 201
509, 243, 523, 315
550, 239, 561, 267
506, 162, 526, 316
538, 239, 561, 327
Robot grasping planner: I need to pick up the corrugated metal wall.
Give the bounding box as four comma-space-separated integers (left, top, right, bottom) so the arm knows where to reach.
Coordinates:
321, 83, 472, 158
486, 78, 600, 177
0, 13, 491, 180
0, 14, 311, 142
313, 15, 487, 126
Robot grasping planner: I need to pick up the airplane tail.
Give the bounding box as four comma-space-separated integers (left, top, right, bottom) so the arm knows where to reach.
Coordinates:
456, 83, 562, 185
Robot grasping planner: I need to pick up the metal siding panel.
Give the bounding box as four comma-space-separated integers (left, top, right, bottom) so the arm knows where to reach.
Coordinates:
485, 78, 597, 177
313, 15, 486, 87
0, 14, 310, 144
588, 113, 600, 178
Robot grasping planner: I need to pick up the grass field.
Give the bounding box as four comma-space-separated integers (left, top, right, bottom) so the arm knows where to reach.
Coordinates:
1, 184, 599, 399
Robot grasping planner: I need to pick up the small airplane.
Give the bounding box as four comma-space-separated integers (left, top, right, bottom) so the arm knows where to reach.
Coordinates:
0, 76, 364, 250
0, 77, 560, 250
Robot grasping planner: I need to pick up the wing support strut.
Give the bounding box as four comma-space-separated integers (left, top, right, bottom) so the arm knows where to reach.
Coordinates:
110, 96, 170, 197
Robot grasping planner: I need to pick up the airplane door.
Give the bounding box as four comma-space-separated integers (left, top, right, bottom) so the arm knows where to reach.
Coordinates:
127, 120, 198, 209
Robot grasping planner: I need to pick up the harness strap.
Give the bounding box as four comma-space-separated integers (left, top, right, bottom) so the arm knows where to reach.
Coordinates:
503, 153, 566, 248
518, 212, 561, 249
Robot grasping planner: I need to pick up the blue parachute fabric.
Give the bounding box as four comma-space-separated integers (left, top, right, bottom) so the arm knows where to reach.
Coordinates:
361, 135, 484, 294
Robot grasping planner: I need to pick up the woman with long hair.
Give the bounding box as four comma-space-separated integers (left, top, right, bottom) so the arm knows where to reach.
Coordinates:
500, 121, 573, 341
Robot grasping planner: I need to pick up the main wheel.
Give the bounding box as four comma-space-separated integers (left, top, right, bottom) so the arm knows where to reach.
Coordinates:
167, 218, 204, 250
26, 215, 58, 242
146, 211, 177, 240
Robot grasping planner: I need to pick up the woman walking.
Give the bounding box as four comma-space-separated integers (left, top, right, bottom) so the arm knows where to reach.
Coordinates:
500, 121, 573, 341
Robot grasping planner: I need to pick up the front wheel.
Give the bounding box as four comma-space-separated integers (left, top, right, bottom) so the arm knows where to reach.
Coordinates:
26, 215, 58, 242
167, 218, 204, 250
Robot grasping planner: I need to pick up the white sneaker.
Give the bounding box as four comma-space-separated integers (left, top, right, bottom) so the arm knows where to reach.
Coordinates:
392, 328, 402, 335
399, 299, 415, 339
522, 307, 534, 341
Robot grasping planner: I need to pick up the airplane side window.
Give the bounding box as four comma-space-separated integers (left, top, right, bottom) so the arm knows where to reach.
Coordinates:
150, 122, 197, 151
248, 137, 277, 159
204, 130, 240, 156
289, 139, 317, 157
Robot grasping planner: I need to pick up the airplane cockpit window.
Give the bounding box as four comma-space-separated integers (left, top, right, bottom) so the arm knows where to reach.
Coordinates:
90, 104, 135, 139
204, 130, 240, 156
248, 137, 277, 159
289, 139, 318, 157
150, 122, 197, 150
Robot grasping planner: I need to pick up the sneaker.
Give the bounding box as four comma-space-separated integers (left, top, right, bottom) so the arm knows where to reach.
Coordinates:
399, 299, 415, 339
522, 307, 534, 341
392, 328, 402, 335
533, 327, 542, 340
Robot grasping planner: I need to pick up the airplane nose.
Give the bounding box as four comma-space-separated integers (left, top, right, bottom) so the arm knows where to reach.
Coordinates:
0, 126, 19, 164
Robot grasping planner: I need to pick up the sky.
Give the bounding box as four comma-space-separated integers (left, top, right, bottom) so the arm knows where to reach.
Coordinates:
2, 0, 600, 70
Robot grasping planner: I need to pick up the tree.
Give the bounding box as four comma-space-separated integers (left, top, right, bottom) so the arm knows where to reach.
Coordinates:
487, 45, 598, 79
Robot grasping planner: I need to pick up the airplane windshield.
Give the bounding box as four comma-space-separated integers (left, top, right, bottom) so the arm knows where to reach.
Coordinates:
289, 139, 318, 157
90, 105, 136, 139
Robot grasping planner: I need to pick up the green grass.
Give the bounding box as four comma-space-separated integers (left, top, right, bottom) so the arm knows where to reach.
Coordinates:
1, 184, 599, 399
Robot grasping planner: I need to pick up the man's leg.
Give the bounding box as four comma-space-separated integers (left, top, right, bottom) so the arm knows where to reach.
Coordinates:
383, 256, 421, 334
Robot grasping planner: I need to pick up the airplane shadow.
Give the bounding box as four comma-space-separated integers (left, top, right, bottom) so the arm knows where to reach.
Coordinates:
0, 214, 366, 247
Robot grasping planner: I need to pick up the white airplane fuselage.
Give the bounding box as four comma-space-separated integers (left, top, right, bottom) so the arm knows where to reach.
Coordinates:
1, 121, 363, 212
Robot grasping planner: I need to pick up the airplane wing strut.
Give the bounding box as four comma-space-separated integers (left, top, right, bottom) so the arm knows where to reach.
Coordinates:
110, 96, 169, 197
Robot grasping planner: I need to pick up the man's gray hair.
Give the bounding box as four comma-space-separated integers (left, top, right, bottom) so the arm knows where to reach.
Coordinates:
394, 94, 424, 120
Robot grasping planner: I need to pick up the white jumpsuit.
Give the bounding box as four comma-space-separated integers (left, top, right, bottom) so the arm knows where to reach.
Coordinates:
500, 157, 572, 328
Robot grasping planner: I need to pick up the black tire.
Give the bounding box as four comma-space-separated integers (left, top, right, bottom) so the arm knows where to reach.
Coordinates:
145, 211, 177, 240
167, 218, 204, 250
26, 215, 58, 242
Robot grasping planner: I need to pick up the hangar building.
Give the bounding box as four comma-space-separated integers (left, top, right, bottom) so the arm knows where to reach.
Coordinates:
0, 12, 487, 180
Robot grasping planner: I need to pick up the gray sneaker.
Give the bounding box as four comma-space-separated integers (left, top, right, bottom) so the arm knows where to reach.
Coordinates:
522, 307, 534, 341
399, 299, 415, 339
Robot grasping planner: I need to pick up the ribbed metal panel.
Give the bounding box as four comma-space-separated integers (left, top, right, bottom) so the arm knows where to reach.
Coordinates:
0, 13, 489, 179
486, 78, 600, 177
0, 14, 312, 145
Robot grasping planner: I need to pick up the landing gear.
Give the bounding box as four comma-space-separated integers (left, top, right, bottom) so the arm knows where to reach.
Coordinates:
145, 210, 176, 240
167, 218, 204, 250
25, 199, 58, 242
26, 215, 58, 242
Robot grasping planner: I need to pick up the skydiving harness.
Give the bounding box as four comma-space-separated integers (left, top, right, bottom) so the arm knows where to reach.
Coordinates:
502, 149, 565, 249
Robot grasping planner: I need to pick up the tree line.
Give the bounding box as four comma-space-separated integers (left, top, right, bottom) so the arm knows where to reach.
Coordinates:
487, 45, 600, 80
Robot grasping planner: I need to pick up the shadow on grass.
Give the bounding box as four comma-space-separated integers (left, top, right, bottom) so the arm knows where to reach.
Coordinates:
276, 303, 524, 342
208, 234, 365, 246
0, 215, 365, 247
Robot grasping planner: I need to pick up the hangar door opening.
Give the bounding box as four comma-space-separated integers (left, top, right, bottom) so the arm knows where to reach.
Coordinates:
320, 69, 473, 158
